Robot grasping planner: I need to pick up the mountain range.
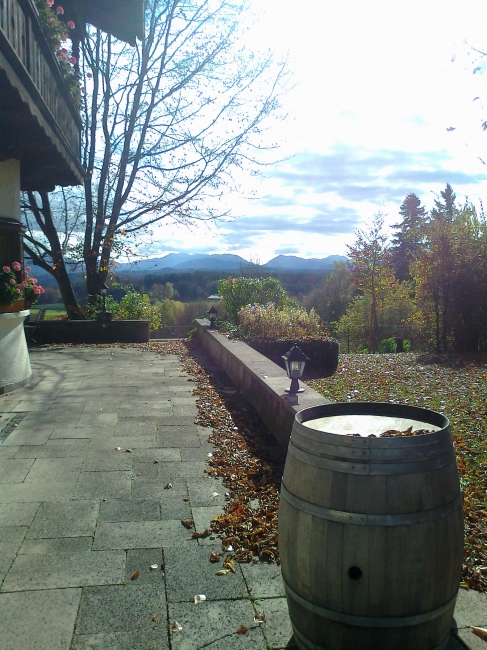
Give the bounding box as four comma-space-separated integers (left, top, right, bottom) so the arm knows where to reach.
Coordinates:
113, 252, 348, 273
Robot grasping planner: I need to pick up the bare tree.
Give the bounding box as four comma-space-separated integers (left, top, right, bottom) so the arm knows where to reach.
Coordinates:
22, 0, 289, 316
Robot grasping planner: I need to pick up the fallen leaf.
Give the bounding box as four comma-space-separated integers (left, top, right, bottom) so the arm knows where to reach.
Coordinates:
150, 564, 159, 570
237, 626, 248, 634
181, 519, 195, 529
170, 621, 182, 633
223, 557, 236, 573
254, 611, 266, 624
130, 570, 140, 580
211, 492, 219, 497
182, 497, 189, 502
124, 448, 132, 453
152, 615, 158, 623
153, 460, 160, 464
472, 627, 487, 640
115, 447, 122, 451
209, 552, 221, 563
164, 483, 172, 489
215, 569, 231, 575
192, 529, 210, 539
194, 594, 207, 603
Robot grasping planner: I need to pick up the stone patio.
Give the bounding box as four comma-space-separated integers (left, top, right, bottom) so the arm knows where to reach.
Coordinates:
0, 345, 484, 649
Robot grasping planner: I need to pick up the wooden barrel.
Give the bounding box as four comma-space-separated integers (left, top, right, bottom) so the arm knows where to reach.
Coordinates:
279, 402, 463, 650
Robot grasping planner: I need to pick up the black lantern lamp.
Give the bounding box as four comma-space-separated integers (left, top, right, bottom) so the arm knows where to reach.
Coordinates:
208, 306, 217, 329
282, 345, 309, 394
97, 283, 112, 323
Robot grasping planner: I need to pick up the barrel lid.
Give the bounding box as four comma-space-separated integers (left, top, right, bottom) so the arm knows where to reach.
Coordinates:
303, 414, 441, 437
296, 402, 449, 441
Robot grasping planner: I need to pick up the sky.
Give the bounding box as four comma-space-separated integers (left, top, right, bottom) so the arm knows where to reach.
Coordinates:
143, 0, 487, 264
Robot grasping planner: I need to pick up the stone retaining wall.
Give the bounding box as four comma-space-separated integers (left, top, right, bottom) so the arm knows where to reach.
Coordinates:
195, 319, 328, 448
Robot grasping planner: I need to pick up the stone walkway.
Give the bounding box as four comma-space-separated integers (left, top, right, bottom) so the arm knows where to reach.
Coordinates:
0, 345, 485, 650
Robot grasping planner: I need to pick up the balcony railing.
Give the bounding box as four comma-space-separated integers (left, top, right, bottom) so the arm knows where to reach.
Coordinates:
0, 0, 83, 187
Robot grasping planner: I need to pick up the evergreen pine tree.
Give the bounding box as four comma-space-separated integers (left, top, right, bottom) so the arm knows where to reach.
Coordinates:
390, 193, 426, 281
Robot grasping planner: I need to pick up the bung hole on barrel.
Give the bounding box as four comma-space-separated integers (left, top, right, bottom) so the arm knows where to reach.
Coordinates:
348, 566, 363, 580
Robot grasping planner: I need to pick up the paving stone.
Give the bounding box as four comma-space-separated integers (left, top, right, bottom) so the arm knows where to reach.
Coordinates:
187, 477, 227, 507
157, 417, 197, 428
0, 588, 81, 650
49, 427, 99, 439
173, 406, 198, 417
77, 413, 118, 428
453, 588, 487, 629
157, 461, 207, 480
240, 561, 285, 598
74, 584, 167, 638
12, 400, 54, 412
0, 526, 28, 573
24, 457, 84, 482
1, 427, 53, 446
14, 440, 90, 458
259, 597, 296, 649
455, 628, 486, 649
82, 450, 133, 471
164, 543, 247, 602
1, 549, 124, 591
0, 444, 20, 458
0, 502, 40, 527
168, 600, 265, 649
131, 478, 188, 501
89, 436, 157, 450
0, 458, 34, 482
156, 431, 201, 448
74, 471, 132, 499
0, 480, 77, 502
131, 448, 181, 463
179, 445, 216, 462
19, 536, 94, 555
27, 501, 99, 539
71, 630, 169, 650
125, 548, 165, 585
115, 420, 157, 436
99, 499, 161, 523
191, 506, 224, 543
93, 520, 190, 550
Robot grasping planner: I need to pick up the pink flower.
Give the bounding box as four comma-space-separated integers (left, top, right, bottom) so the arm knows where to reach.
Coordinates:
9, 278, 16, 285
55, 6, 64, 14
20, 281, 28, 288
67, 20, 75, 29
68, 56, 76, 64
12, 261, 21, 271
40, 287, 45, 294
80, 86, 86, 93
33, 286, 41, 295
31, 278, 38, 284
46, 0, 54, 5
87, 72, 93, 79
2, 266, 10, 272
25, 266, 31, 272
15, 288, 21, 294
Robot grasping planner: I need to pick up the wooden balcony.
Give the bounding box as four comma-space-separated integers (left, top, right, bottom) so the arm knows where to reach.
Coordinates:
0, 0, 84, 190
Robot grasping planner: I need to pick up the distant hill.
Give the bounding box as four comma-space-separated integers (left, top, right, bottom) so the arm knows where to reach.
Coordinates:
27, 252, 349, 282
264, 254, 348, 271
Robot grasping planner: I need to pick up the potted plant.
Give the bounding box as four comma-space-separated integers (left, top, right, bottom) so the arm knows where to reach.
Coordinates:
0, 262, 23, 313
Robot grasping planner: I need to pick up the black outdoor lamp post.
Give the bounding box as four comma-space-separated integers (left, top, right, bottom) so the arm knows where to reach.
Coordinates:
97, 283, 112, 323
208, 306, 217, 329
282, 344, 309, 394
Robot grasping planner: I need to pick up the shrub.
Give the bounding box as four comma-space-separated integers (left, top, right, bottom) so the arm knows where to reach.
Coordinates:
238, 303, 326, 340
218, 277, 288, 323
116, 291, 161, 331
378, 337, 412, 353
249, 338, 339, 375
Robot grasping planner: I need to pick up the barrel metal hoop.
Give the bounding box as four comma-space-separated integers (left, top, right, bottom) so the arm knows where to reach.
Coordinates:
291, 428, 453, 461
284, 580, 458, 628
289, 439, 455, 475
292, 624, 450, 650
280, 483, 463, 526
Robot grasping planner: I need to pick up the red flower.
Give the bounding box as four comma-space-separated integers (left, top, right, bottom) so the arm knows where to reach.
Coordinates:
55, 6, 64, 14
67, 20, 75, 29
68, 56, 77, 64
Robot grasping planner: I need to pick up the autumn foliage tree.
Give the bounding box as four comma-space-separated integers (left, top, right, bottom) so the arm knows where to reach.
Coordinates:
22, 0, 288, 317
346, 213, 395, 352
